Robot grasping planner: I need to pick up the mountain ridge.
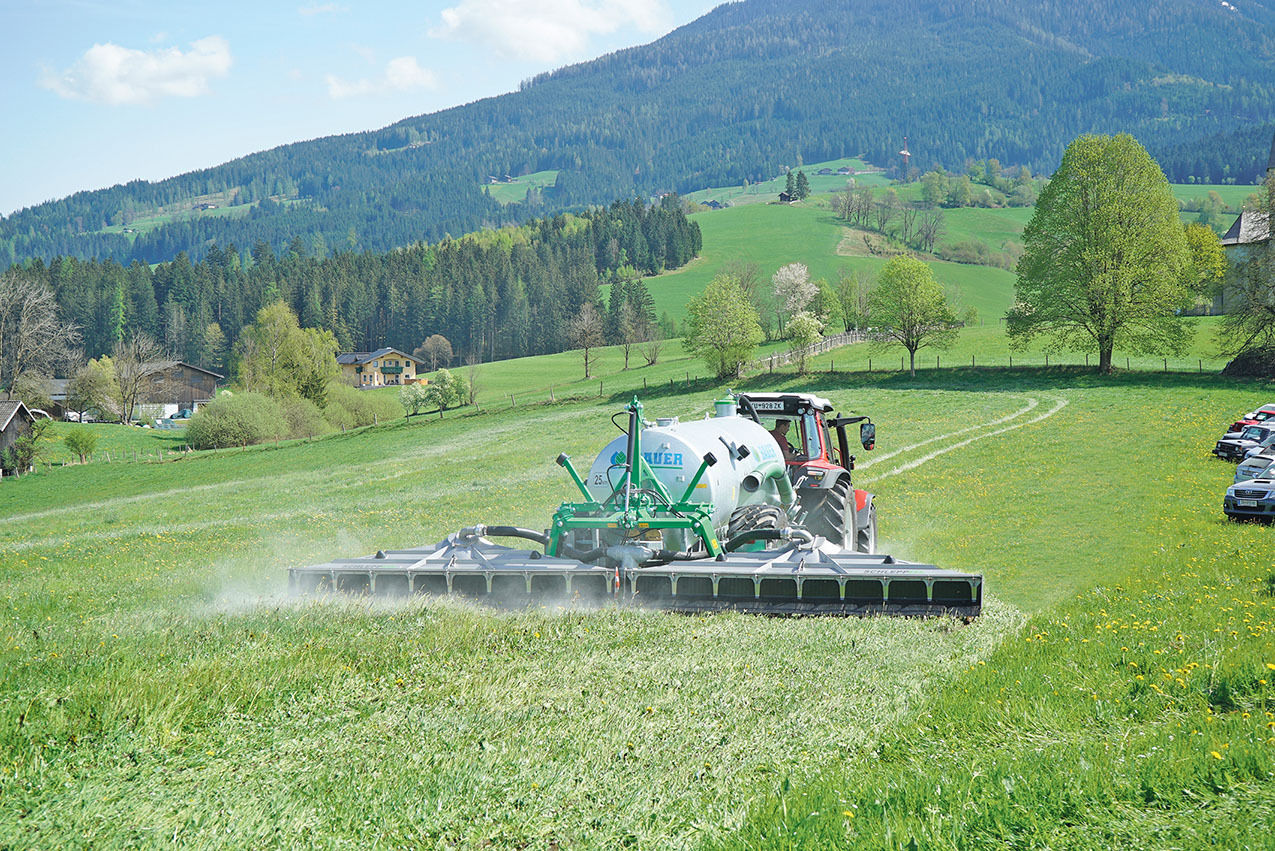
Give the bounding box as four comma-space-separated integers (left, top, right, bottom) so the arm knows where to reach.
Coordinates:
5, 0, 1275, 267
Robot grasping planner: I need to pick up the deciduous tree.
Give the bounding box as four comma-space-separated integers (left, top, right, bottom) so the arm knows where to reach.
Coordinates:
683, 274, 763, 378
786, 311, 824, 374
868, 256, 959, 377
1009, 134, 1191, 373
0, 273, 81, 400
413, 334, 454, 370
568, 302, 605, 379
112, 332, 172, 424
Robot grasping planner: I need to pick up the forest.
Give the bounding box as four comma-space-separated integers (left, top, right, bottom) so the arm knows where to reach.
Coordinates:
11, 197, 700, 371
3, 0, 1274, 268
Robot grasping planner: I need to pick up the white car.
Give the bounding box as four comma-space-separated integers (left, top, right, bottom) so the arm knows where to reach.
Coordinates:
1236, 453, 1275, 484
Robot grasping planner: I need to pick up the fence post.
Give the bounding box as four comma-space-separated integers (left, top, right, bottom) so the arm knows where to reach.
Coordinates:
1126, 357, 1130, 370
936, 355, 940, 370
1164, 358, 1168, 373
1009, 355, 1012, 368
510, 394, 515, 407
1198, 359, 1202, 373
643, 377, 647, 390
901, 356, 904, 372
599, 379, 603, 396
1045, 353, 1049, 367
868, 358, 872, 372
1085, 354, 1088, 367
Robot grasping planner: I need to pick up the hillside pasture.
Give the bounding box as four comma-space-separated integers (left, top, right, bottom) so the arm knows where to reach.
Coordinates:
2, 365, 1272, 847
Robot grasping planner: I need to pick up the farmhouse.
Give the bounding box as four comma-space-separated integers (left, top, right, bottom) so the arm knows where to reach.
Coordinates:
0, 400, 35, 474
337, 348, 426, 387
138, 362, 222, 418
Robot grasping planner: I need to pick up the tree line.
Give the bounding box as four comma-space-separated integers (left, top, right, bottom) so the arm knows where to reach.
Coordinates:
4, 197, 700, 377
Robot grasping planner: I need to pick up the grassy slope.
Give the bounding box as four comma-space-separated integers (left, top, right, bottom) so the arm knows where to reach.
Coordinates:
2, 366, 1273, 847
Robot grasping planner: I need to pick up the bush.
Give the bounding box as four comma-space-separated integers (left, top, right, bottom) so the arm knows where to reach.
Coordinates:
63, 426, 99, 462
185, 392, 284, 449
323, 383, 403, 429
280, 397, 332, 439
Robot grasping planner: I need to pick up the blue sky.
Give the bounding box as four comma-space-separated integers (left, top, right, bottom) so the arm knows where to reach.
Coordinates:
1, 0, 721, 216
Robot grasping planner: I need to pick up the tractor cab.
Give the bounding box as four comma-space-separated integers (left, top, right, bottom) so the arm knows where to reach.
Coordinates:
736, 392, 874, 478
736, 392, 879, 552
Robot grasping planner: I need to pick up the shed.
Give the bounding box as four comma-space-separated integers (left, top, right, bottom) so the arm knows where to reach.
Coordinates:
0, 400, 35, 474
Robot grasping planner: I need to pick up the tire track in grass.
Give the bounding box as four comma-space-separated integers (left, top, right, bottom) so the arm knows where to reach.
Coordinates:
855, 395, 1039, 470
859, 395, 1069, 485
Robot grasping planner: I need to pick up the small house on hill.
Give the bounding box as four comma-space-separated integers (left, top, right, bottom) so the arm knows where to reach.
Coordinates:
778, 191, 794, 203
338, 348, 426, 388
0, 400, 34, 474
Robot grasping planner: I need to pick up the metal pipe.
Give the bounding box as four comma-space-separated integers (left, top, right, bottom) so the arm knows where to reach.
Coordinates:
740, 459, 796, 508
556, 453, 593, 501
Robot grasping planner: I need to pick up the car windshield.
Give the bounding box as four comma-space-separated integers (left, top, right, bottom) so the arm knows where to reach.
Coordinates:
1240, 426, 1268, 441
1256, 411, 1274, 422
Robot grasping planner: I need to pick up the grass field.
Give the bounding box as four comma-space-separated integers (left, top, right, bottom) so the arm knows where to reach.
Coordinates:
2, 361, 1272, 847
483, 171, 561, 205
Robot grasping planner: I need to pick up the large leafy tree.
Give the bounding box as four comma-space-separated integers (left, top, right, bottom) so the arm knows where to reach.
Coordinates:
683, 273, 763, 378
1009, 134, 1191, 373
867, 256, 958, 377
235, 301, 339, 405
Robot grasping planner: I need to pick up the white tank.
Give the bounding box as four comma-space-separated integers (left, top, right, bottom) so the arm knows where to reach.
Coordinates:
584, 409, 785, 529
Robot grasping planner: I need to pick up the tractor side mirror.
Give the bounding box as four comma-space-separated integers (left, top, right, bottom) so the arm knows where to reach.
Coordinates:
860, 422, 876, 450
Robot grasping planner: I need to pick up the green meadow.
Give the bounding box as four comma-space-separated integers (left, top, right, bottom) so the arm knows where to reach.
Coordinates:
4, 160, 1273, 847
2, 359, 1273, 847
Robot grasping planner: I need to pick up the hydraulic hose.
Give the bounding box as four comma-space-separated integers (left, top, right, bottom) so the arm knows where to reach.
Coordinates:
723, 527, 815, 552
460, 524, 605, 563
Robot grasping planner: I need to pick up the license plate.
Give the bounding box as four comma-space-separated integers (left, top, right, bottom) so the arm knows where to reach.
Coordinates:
1237, 499, 1259, 507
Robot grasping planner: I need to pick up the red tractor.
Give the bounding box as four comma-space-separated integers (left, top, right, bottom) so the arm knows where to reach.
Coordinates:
737, 392, 878, 553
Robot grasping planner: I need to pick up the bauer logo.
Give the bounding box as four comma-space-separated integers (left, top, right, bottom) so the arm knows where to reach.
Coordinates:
643, 451, 684, 467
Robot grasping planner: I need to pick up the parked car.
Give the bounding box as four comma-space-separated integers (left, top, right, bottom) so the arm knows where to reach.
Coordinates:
1227, 403, 1275, 435
1214, 424, 1275, 462
1224, 476, 1275, 521
1236, 453, 1275, 483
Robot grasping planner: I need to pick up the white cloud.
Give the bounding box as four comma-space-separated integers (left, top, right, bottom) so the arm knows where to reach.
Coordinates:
326, 56, 437, 99
42, 36, 232, 105
431, 0, 671, 63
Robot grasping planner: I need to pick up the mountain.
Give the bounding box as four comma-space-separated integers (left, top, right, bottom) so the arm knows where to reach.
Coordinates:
6, 0, 1275, 267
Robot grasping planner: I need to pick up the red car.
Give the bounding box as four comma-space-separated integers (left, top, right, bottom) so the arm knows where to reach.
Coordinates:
1228, 404, 1275, 435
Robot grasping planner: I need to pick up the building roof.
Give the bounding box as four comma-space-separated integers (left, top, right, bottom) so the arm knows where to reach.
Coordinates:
0, 400, 33, 432
143, 360, 224, 380
336, 347, 424, 366
1221, 209, 1270, 247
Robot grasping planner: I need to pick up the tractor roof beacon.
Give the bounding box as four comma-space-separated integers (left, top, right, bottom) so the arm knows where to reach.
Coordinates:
290, 394, 982, 617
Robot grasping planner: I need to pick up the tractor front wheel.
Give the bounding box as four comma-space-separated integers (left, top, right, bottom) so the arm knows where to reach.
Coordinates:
804, 478, 852, 548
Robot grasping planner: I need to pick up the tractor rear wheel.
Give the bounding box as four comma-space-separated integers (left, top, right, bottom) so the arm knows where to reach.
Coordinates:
726, 504, 788, 541
804, 478, 852, 547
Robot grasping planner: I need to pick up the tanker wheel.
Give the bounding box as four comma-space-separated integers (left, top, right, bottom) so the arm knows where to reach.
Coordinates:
856, 504, 877, 554
804, 478, 852, 548
726, 504, 788, 541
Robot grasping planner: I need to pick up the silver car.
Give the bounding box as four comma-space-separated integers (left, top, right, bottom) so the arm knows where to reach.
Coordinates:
1236, 453, 1275, 483
1225, 476, 1275, 521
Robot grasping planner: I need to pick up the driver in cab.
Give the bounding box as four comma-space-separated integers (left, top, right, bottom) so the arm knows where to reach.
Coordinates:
769, 419, 798, 461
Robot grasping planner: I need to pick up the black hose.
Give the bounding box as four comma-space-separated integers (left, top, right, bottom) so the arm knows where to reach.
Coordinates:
723, 529, 785, 551
480, 526, 551, 546
469, 525, 605, 563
